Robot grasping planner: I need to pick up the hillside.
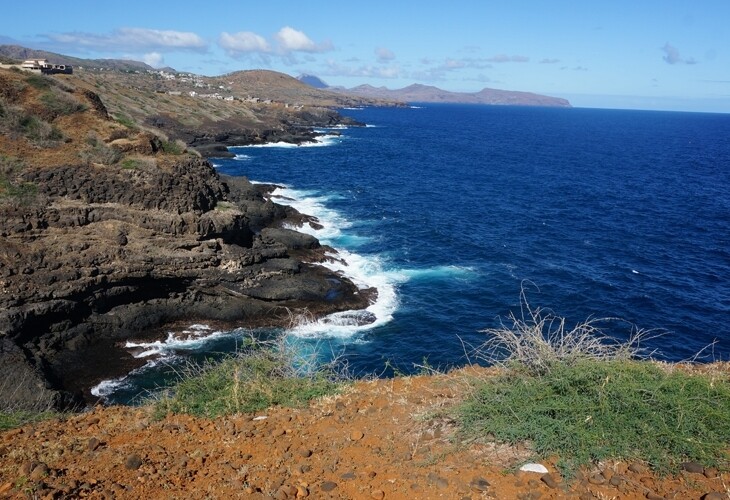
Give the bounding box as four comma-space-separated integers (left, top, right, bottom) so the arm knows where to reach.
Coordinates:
0, 44, 156, 72
330, 82, 572, 107
1, 365, 728, 499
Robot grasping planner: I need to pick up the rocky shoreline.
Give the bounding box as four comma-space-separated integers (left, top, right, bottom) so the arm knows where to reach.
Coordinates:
0, 158, 372, 410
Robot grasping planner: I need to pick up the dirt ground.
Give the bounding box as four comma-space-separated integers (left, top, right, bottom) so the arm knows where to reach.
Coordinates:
1, 367, 728, 499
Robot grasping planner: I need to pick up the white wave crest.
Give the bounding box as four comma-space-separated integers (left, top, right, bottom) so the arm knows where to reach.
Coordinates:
238, 134, 342, 149
124, 324, 225, 358
269, 186, 399, 338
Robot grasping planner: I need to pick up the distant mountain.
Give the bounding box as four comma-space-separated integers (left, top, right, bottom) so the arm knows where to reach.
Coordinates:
215, 70, 401, 107
297, 74, 329, 89
0, 44, 159, 72
330, 82, 571, 107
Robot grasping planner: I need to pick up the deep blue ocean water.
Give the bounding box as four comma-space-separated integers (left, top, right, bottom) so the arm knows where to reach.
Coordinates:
98, 104, 730, 403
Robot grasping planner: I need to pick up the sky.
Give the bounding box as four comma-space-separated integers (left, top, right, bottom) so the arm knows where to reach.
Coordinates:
3, 1, 730, 113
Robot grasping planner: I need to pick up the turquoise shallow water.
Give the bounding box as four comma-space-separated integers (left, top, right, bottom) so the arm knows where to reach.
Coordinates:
98, 104, 730, 403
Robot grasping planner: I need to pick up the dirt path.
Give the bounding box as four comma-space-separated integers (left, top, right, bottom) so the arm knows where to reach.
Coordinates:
1, 369, 727, 499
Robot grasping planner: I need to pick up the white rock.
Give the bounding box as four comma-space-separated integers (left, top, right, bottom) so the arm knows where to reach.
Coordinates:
252, 415, 268, 421
519, 463, 549, 474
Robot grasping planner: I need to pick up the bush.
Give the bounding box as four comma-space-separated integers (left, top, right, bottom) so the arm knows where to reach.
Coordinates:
457, 288, 730, 477
114, 113, 137, 129
160, 139, 186, 155
470, 285, 657, 376
153, 336, 347, 418
25, 73, 52, 90
79, 132, 121, 165
39, 87, 86, 117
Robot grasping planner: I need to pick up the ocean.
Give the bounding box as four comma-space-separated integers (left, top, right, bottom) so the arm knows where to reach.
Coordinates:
96, 104, 730, 404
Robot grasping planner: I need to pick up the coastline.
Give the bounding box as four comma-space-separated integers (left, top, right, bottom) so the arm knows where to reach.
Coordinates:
0, 159, 374, 410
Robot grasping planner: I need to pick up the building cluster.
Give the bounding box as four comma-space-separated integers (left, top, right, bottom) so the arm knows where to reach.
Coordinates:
20, 59, 72, 74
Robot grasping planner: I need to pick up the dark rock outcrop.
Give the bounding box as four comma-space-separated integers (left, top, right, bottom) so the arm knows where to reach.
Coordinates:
0, 158, 370, 410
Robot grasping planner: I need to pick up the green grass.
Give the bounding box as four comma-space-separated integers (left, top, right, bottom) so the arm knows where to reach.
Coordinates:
0, 155, 38, 204
39, 88, 87, 117
0, 410, 59, 431
458, 359, 730, 477
160, 139, 186, 155
25, 73, 52, 90
153, 338, 346, 419
114, 113, 137, 129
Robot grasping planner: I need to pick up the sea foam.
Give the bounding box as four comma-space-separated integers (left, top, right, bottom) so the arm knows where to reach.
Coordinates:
269, 185, 399, 338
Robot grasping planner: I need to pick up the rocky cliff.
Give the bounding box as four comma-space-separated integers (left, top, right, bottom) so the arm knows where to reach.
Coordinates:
0, 68, 371, 410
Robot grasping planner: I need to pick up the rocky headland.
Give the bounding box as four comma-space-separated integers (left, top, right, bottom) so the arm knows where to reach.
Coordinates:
0, 65, 373, 409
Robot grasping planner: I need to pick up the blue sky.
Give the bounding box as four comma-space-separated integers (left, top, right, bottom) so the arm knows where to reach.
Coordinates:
3, 1, 729, 112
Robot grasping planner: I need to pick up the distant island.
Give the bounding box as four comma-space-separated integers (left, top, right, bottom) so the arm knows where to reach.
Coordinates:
297, 74, 571, 108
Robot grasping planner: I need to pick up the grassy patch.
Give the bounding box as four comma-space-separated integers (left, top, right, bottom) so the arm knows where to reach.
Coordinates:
39, 87, 87, 117
160, 139, 186, 155
458, 359, 730, 476
153, 337, 346, 418
114, 113, 137, 129
0, 155, 38, 204
25, 73, 52, 90
0, 410, 59, 431
456, 288, 730, 477
79, 132, 121, 165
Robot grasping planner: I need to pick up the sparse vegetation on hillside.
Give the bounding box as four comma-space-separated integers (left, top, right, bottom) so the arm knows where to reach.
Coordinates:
79, 131, 121, 165
0, 155, 38, 205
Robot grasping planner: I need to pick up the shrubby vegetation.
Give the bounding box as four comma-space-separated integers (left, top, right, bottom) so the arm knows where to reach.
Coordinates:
153, 336, 347, 419
79, 132, 121, 165
456, 290, 730, 476
0, 155, 38, 205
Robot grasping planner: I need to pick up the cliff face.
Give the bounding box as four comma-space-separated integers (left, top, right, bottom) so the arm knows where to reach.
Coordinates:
0, 68, 370, 410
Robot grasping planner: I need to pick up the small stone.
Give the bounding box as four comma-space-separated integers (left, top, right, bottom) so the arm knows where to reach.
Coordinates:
350, 430, 364, 441
271, 428, 286, 437
519, 463, 549, 474
470, 477, 490, 492
87, 437, 101, 451
628, 463, 647, 474
645, 492, 665, 500
320, 481, 337, 492
19, 462, 35, 475
296, 486, 309, 498
340, 472, 356, 480
588, 473, 606, 485
702, 493, 726, 500
30, 463, 49, 481
609, 475, 625, 486
124, 454, 143, 470
680, 461, 704, 474
540, 474, 559, 489
429, 474, 448, 489
298, 448, 312, 458
371, 490, 385, 499
367, 471, 377, 478
703, 467, 719, 478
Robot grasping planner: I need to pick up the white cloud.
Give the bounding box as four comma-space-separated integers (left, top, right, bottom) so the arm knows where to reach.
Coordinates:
142, 52, 165, 68
217, 26, 331, 60
323, 59, 401, 79
662, 43, 697, 65
46, 28, 208, 52
275, 26, 332, 53
219, 31, 271, 54
375, 47, 395, 63
539, 58, 560, 64
486, 54, 529, 63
